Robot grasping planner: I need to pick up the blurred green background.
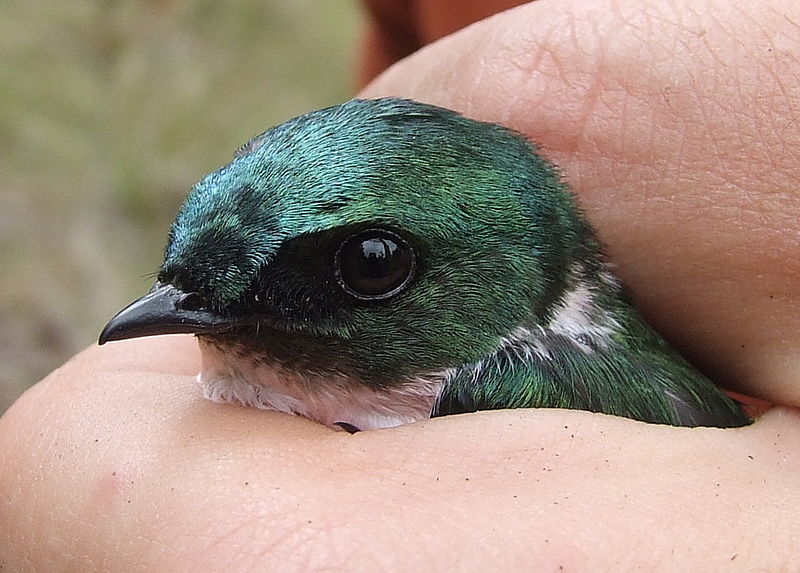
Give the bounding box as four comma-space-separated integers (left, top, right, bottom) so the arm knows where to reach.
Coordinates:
1, 0, 363, 412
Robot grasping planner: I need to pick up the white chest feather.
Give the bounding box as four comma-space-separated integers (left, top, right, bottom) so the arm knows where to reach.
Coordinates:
198, 340, 445, 431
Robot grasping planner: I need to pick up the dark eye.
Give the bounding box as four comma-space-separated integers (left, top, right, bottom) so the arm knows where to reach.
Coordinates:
335, 229, 416, 300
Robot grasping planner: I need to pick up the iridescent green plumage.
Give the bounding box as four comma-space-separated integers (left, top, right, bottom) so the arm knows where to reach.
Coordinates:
100, 98, 749, 429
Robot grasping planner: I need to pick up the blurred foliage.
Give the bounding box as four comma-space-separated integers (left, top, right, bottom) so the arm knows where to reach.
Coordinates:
0, 0, 362, 412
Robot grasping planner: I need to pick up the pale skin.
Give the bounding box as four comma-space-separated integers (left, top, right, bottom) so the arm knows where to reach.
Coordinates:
2, 0, 799, 569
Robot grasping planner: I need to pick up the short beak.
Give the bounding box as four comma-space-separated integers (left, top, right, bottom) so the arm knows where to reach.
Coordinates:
98, 282, 236, 345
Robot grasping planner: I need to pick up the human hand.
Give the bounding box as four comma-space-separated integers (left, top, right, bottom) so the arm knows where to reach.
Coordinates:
2, 0, 799, 569
2, 336, 798, 570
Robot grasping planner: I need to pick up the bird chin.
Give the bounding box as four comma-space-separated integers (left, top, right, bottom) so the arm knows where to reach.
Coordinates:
195, 338, 446, 431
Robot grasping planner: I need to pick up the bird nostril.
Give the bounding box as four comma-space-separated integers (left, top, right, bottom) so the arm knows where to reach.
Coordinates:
176, 292, 207, 311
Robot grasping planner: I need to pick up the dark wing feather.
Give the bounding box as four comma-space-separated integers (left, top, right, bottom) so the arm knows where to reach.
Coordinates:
432, 332, 749, 428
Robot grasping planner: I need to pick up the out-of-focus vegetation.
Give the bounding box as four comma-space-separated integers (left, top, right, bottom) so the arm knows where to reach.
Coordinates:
0, 0, 362, 412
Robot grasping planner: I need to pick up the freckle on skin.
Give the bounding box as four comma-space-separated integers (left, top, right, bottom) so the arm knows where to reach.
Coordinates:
87, 470, 130, 511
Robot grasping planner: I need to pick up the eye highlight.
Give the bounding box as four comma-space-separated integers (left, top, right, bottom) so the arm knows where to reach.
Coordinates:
335, 229, 416, 300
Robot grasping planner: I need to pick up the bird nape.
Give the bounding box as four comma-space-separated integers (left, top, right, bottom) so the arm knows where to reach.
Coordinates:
99, 98, 750, 431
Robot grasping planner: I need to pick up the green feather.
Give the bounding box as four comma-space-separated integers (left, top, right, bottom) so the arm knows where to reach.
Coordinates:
434, 273, 749, 427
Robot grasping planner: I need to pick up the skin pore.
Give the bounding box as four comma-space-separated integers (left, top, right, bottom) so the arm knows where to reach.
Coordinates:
1, 0, 799, 569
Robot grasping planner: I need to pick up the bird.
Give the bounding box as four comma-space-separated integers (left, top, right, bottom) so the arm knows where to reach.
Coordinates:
99, 98, 750, 431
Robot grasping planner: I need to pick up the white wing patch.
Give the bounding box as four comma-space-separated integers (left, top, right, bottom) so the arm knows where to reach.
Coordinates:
499, 271, 620, 358
546, 276, 620, 351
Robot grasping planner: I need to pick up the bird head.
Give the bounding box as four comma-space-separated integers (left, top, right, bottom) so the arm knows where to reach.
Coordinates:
100, 98, 593, 386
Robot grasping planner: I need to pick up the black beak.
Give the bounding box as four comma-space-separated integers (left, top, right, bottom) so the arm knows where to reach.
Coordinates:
98, 282, 237, 345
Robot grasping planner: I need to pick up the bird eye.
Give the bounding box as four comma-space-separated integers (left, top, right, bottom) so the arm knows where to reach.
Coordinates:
335, 229, 416, 300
